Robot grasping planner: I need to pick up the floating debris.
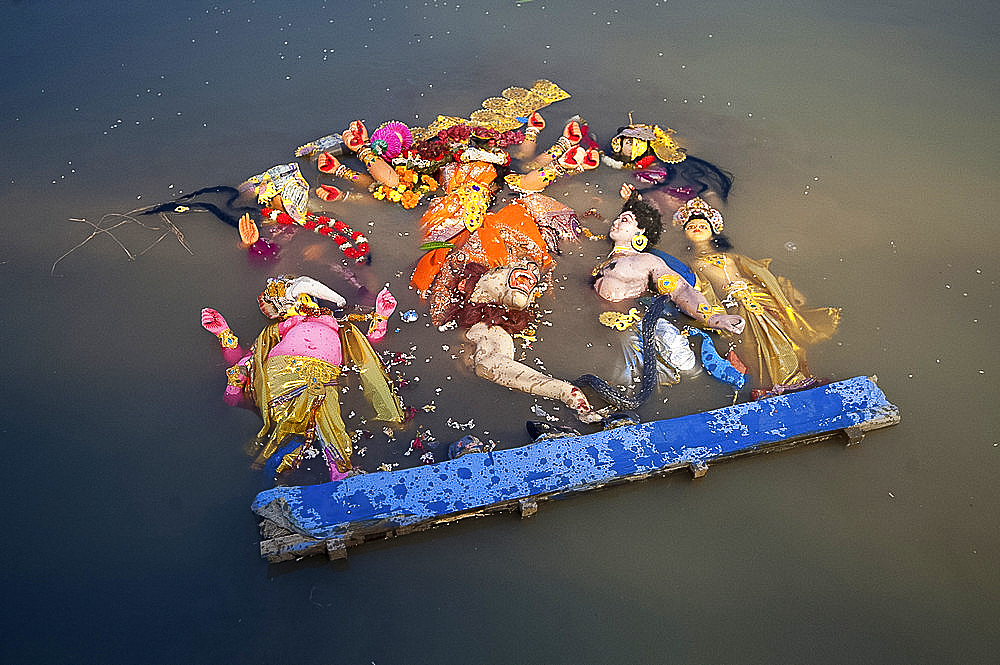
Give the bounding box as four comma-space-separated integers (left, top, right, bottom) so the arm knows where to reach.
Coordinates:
447, 435, 491, 458
446, 417, 475, 431
404, 433, 425, 457
513, 327, 537, 346
400, 309, 419, 322
383, 351, 415, 369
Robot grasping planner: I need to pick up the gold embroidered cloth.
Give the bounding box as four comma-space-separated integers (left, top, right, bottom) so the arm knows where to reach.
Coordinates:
693, 254, 840, 389
245, 322, 402, 472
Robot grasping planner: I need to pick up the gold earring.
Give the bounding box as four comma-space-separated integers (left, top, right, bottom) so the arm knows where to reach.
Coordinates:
631, 232, 648, 252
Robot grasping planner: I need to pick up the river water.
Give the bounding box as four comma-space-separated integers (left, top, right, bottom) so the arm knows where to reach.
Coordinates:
2, 1, 998, 663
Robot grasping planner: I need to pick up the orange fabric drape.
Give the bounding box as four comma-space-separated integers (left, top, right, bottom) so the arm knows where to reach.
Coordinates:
411, 199, 553, 295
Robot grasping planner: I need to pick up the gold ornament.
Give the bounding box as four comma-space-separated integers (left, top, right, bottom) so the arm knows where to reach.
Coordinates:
217, 328, 239, 349
411, 80, 571, 138
599, 308, 643, 331
630, 232, 648, 252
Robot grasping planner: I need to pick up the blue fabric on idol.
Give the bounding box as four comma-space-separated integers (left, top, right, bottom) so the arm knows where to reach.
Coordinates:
648, 248, 696, 286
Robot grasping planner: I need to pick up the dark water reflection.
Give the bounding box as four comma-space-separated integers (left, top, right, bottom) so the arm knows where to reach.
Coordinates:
2, 1, 998, 663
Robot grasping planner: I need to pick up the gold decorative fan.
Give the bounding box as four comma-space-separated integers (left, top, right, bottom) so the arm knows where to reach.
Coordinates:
411, 79, 571, 137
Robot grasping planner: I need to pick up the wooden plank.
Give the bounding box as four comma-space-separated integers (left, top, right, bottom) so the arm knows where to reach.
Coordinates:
252, 376, 899, 562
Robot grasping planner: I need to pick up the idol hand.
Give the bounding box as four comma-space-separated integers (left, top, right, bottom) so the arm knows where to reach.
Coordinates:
708, 313, 745, 335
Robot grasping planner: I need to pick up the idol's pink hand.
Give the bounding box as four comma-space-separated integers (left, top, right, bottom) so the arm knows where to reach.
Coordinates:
374, 287, 397, 318
201, 308, 229, 335
223, 384, 245, 406
366, 287, 397, 342
342, 120, 369, 151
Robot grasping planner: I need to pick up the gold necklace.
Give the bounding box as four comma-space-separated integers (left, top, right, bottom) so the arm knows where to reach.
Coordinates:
592, 246, 637, 277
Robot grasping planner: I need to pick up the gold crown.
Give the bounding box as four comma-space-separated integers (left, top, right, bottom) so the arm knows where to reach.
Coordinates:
672, 197, 724, 233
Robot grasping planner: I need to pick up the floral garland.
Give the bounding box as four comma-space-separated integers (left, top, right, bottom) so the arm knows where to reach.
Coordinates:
371, 165, 439, 209
408, 124, 525, 166
260, 207, 370, 263
435, 124, 524, 148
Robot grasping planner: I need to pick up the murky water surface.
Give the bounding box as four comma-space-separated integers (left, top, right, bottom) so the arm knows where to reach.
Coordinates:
2, 1, 998, 663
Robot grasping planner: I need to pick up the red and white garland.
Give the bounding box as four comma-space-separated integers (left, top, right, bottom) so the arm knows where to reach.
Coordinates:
261, 207, 370, 263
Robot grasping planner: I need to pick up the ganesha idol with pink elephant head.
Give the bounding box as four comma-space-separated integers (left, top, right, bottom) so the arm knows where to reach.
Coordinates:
201, 275, 403, 481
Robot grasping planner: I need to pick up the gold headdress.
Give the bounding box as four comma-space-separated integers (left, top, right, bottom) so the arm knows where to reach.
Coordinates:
672, 197, 724, 233
411, 79, 571, 139
238, 163, 311, 223
257, 275, 347, 319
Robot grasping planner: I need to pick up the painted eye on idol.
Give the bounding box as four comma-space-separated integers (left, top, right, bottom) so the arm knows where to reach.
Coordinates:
685, 220, 712, 239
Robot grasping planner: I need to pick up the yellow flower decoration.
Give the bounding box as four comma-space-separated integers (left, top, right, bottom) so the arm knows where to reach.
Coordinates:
372, 166, 440, 208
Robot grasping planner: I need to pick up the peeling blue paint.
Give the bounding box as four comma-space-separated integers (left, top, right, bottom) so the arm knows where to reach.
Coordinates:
252, 377, 897, 540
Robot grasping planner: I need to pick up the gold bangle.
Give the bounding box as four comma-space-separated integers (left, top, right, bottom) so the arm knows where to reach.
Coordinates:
544, 136, 572, 160
696, 303, 725, 322
540, 163, 567, 183
217, 328, 238, 349
333, 164, 361, 181
368, 312, 388, 336
226, 365, 246, 387
357, 146, 378, 168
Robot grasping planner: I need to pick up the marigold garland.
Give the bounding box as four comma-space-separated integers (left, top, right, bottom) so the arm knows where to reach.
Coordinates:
371, 166, 439, 209
261, 207, 371, 263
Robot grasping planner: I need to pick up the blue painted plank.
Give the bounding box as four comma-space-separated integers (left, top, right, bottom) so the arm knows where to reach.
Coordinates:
253, 376, 897, 541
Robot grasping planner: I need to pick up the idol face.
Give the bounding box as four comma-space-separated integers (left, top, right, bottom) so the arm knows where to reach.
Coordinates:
470, 262, 542, 311
609, 211, 640, 245
611, 136, 641, 160
506, 264, 540, 298
684, 217, 713, 244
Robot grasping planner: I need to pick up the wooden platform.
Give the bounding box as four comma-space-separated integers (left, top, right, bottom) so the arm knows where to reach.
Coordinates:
252, 375, 899, 562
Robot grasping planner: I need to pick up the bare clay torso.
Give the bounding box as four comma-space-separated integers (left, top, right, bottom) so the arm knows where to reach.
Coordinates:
594, 252, 666, 302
